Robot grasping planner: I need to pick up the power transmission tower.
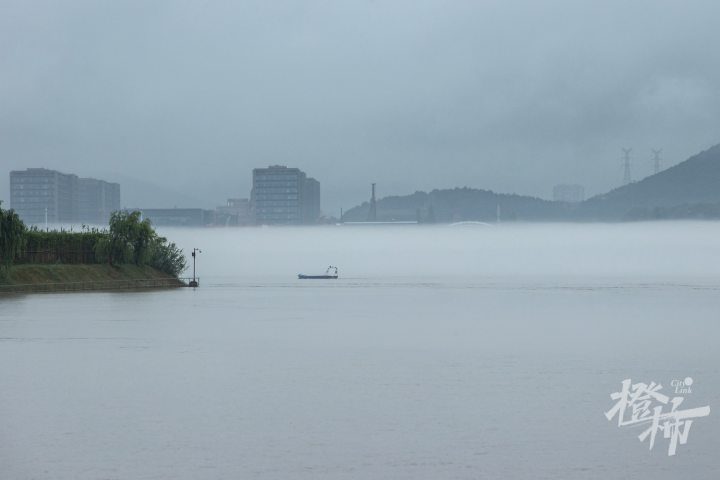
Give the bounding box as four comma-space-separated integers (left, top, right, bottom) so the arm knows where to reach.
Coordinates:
652, 149, 662, 174
367, 183, 377, 221
622, 148, 632, 185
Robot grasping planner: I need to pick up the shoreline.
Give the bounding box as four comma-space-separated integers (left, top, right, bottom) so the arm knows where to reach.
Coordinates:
0, 264, 186, 294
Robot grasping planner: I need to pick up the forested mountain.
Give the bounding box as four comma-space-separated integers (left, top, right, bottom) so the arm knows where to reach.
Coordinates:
580, 144, 720, 220
341, 188, 571, 223
341, 144, 720, 222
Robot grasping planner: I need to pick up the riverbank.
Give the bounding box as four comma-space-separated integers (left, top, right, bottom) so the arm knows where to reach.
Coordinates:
0, 264, 186, 294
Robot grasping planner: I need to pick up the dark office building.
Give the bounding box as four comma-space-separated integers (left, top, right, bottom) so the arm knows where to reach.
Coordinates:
251, 166, 321, 225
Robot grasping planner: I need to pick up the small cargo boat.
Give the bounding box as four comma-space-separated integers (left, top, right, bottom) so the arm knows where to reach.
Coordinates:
298, 266, 339, 279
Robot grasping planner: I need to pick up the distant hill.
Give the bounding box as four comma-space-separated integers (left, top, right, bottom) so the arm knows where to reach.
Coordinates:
342, 143, 720, 222
341, 187, 571, 223
580, 144, 720, 220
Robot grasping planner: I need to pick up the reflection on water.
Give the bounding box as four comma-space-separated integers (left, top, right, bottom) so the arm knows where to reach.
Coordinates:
1, 224, 719, 479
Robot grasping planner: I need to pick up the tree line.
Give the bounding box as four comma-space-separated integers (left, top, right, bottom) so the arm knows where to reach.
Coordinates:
0, 203, 186, 278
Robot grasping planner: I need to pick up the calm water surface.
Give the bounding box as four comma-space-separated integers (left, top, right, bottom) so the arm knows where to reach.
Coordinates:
2, 224, 719, 479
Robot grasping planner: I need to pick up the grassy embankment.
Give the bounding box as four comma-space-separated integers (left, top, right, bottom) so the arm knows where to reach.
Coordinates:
0, 264, 184, 293
1, 208, 188, 293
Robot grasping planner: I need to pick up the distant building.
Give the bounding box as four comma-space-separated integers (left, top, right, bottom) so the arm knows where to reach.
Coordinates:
139, 208, 212, 227
302, 177, 321, 224
10, 168, 77, 224
78, 177, 121, 224
10, 168, 120, 225
553, 184, 585, 203
215, 198, 251, 226
251, 166, 321, 225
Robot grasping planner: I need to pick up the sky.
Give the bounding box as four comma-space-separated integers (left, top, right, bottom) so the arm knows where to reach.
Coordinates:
1, 0, 719, 214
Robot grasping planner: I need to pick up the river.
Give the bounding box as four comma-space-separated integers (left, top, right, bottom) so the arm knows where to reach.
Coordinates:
1, 223, 718, 479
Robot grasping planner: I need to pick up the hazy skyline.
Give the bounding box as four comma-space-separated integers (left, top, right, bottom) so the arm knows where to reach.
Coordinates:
2, 0, 719, 214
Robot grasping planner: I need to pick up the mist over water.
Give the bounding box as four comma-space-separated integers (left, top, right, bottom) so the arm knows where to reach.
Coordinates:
169, 221, 720, 281
2, 223, 719, 479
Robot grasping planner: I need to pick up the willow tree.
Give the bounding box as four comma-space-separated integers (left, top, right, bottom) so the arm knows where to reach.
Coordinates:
92, 210, 185, 276
96, 211, 151, 265
0, 201, 27, 272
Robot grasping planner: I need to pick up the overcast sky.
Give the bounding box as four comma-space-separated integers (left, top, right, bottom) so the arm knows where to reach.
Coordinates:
2, 0, 719, 213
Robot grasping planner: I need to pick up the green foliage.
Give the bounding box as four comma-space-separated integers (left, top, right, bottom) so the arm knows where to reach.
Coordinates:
23, 227, 106, 264
0, 204, 186, 278
93, 236, 111, 264
148, 237, 187, 277
0, 202, 27, 270
106, 211, 152, 265
102, 211, 186, 275
103, 211, 186, 275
